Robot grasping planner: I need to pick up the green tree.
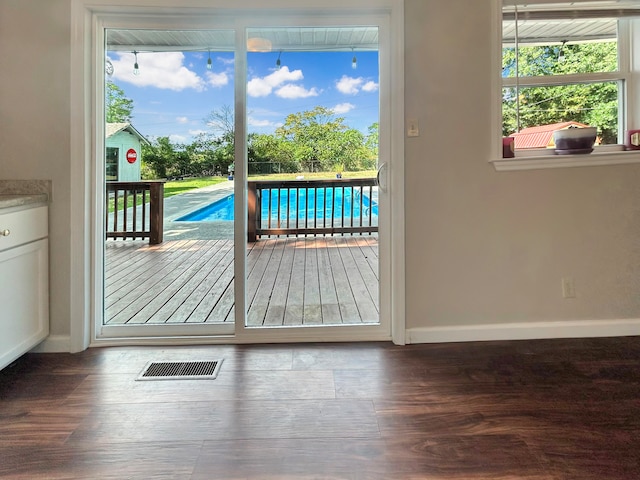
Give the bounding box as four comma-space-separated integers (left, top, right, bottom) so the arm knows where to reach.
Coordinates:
105, 81, 134, 123
248, 133, 298, 174
365, 122, 379, 165
202, 105, 235, 175
334, 129, 371, 171
190, 134, 220, 175
275, 106, 353, 171
502, 42, 618, 143
141, 137, 174, 179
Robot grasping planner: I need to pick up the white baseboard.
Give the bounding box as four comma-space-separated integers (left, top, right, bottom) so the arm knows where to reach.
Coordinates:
30, 334, 71, 353
406, 318, 640, 344
23, 321, 640, 351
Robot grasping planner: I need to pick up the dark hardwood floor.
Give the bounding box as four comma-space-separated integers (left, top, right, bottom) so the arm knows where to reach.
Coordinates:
1, 336, 639, 479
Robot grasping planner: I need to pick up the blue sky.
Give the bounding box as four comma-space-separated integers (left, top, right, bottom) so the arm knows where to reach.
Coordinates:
106, 49, 379, 144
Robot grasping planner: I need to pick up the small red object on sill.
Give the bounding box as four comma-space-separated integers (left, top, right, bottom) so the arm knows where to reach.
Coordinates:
503, 137, 515, 158
626, 130, 640, 150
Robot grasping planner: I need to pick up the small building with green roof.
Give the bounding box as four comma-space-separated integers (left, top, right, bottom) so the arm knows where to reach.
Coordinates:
105, 123, 149, 181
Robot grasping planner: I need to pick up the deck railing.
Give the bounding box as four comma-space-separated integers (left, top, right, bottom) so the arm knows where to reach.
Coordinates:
248, 178, 378, 242
105, 181, 165, 245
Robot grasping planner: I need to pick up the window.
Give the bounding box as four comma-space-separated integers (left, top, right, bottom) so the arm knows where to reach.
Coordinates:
498, 1, 640, 166
106, 147, 118, 181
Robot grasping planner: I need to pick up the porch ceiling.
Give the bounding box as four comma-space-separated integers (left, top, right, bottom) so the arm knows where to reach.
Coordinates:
106, 26, 379, 53
502, 2, 640, 46
503, 17, 618, 45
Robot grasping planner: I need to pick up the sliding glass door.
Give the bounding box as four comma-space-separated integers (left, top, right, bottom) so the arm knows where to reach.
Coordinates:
93, 8, 394, 343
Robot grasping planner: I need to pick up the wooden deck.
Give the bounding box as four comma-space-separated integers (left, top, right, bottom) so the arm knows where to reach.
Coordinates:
104, 236, 379, 326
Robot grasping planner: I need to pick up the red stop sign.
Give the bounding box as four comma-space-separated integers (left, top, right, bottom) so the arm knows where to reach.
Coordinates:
126, 148, 137, 164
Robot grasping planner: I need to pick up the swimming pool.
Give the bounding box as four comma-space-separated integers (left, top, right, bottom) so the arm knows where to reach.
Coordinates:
177, 187, 378, 222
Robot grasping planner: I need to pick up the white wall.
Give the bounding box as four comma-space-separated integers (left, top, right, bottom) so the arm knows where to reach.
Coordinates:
0, 0, 72, 342
404, 0, 640, 337
1, 0, 639, 346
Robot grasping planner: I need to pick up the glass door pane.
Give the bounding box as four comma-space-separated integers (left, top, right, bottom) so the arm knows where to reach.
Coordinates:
100, 27, 237, 338
244, 26, 381, 329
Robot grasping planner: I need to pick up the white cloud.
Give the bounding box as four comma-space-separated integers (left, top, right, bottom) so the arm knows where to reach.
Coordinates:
206, 71, 229, 87
333, 103, 355, 114
247, 66, 304, 97
275, 84, 320, 99
362, 81, 379, 92
248, 116, 281, 128
188, 129, 208, 136
218, 56, 235, 65
336, 75, 364, 95
110, 52, 205, 91
169, 134, 188, 143
335, 76, 378, 95
176, 116, 189, 124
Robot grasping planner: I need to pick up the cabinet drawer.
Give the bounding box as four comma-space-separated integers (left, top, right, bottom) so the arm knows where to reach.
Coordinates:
0, 206, 48, 252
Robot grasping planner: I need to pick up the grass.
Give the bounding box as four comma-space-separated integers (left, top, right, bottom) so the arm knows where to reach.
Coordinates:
163, 176, 229, 197
247, 170, 376, 181
109, 176, 228, 212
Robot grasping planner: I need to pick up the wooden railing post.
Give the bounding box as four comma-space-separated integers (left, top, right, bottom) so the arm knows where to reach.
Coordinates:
248, 181, 257, 242
149, 181, 164, 245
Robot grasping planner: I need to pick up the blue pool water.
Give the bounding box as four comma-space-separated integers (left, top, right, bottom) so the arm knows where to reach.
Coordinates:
177, 187, 378, 222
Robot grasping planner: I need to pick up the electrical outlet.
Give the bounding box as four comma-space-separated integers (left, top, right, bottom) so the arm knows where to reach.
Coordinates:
562, 277, 576, 298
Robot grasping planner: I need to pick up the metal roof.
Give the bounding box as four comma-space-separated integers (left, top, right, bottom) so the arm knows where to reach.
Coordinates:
509, 121, 590, 149
106, 123, 150, 144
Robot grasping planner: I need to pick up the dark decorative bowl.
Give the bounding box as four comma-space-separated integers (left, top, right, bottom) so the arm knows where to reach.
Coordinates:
553, 127, 597, 154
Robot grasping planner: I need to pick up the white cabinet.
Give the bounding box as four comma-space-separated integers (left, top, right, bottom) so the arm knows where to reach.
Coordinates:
0, 205, 48, 370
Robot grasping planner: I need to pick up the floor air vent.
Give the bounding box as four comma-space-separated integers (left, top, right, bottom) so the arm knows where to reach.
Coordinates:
137, 360, 223, 381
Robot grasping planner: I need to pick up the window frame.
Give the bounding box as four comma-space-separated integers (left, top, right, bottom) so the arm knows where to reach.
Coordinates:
491, 0, 640, 171
105, 146, 119, 181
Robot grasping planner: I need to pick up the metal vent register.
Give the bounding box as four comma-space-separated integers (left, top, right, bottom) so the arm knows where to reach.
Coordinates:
137, 360, 223, 380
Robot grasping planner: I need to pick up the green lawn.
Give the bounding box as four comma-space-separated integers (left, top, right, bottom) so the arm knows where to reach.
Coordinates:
162, 171, 377, 191
247, 170, 376, 181
163, 176, 229, 197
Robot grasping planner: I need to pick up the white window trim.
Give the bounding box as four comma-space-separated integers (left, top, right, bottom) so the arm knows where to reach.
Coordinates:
69, 0, 406, 351
491, 0, 640, 171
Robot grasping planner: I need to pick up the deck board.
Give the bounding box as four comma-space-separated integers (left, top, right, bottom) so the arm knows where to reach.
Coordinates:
303, 239, 322, 325
186, 244, 235, 323
262, 239, 295, 326
326, 237, 362, 323
247, 239, 285, 326
126, 240, 223, 324
105, 235, 378, 326
108, 240, 218, 324
157, 240, 232, 323
316, 237, 342, 324
283, 238, 307, 326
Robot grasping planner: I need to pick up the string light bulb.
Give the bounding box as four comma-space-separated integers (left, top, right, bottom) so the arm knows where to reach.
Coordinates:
351, 48, 357, 70
276, 51, 282, 70
207, 50, 212, 70
133, 50, 140, 75
558, 40, 567, 62
105, 58, 114, 76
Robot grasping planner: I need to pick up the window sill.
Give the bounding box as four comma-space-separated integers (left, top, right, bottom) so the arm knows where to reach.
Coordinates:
491, 149, 640, 171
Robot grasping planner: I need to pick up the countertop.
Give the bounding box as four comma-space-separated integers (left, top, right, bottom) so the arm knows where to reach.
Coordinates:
0, 194, 49, 210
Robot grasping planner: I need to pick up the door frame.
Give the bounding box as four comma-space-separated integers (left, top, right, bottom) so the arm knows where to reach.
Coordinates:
69, 0, 405, 351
